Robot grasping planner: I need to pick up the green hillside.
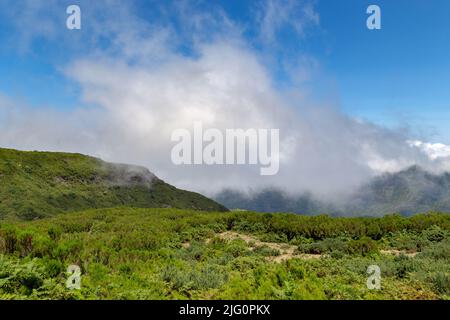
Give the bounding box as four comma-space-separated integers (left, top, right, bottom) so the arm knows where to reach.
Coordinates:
0, 208, 449, 299
0, 148, 227, 220
348, 166, 450, 216
1, 147, 449, 300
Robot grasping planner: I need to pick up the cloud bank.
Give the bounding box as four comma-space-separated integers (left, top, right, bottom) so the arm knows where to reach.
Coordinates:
1, 0, 450, 200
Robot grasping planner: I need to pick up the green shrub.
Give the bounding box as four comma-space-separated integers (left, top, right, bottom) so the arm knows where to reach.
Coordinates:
393, 255, 417, 278
42, 258, 63, 278
118, 263, 133, 275
0, 228, 18, 254
430, 272, 450, 295
0, 257, 45, 296
419, 240, 450, 260
297, 237, 350, 255
190, 264, 227, 290
31, 236, 54, 258
253, 245, 280, 257
225, 239, 249, 258
388, 231, 427, 251
230, 256, 262, 272
18, 232, 34, 257
53, 239, 82, 260
48, 226, 63, 241
161, 264, 190, 291
346, 237, 378, 256
422, 225, 447, 242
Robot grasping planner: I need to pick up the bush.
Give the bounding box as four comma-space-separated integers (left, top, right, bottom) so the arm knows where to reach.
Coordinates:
161, 263, 227, 292
230, 256, 262, 272
225, 240, 249, 258
161, 264, 190, 291
430, 272, 450, 295
118, 264, 133, 275
42, 258, 63, 278
18, 232, 34, 257
0, 257, 45, 296
388, 231, 427, 251
48, 226, 63, 241
422, 225, 447, 242
346, 237, 378, 256
53, 239, 83, 260
31, 236, 55, 258
190, 264, 227, 290
253, 245, 280, 257
297, 237, 357, 256
419, 240, 450, 260
393, 255, 417, 279
0, 228, 18, 254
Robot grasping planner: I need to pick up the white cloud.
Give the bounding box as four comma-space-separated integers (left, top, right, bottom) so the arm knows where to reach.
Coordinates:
2, 41, 445, 199
0, 0, 449, 201
408, 140, 450, 160
258, 0, 320, 44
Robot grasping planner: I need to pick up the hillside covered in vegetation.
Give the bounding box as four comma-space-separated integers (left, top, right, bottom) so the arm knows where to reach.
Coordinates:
1, 147, 449, 300
0, 148, 227, 220
0, 209, 449, 300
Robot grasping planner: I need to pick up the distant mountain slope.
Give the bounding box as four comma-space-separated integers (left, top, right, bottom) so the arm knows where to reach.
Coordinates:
0, 148, 227, 220
348, 166, 450, 216
215, 189, 335, 215
215, 166, 450, 216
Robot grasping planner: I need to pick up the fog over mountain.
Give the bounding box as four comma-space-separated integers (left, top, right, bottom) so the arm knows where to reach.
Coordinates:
1, 0, 450, 203
215, 166, 450, 216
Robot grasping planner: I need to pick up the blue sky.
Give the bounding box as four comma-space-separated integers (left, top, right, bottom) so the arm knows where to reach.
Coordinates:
0, 0, 450, 141
317, 0, 450, 142
2, 0, 450, 194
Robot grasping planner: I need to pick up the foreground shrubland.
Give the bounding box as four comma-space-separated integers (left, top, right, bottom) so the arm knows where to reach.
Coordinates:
0, 209, 449, 300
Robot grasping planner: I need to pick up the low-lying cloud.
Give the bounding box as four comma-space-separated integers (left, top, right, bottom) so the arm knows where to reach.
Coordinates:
1, 0, 450, 200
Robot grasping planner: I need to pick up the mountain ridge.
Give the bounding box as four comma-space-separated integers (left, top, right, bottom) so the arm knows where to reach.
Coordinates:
215, 166, 450, 216
0, 147, 227, 220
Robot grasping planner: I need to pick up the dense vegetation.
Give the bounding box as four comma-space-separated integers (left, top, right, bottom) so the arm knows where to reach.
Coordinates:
1, 209, 449, 300
1, 147, 449, 300
0, 148, 227, 220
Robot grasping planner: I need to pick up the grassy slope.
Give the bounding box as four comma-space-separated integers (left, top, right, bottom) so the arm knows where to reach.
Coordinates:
0, 148, 227, 220
1, 147, 449, 300
0, 208, 449, 300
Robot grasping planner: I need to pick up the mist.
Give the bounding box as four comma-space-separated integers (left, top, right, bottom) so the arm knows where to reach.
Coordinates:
1, 0, 450, 201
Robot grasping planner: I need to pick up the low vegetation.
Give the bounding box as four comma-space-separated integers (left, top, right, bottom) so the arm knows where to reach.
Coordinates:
0, 209, 449, 300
